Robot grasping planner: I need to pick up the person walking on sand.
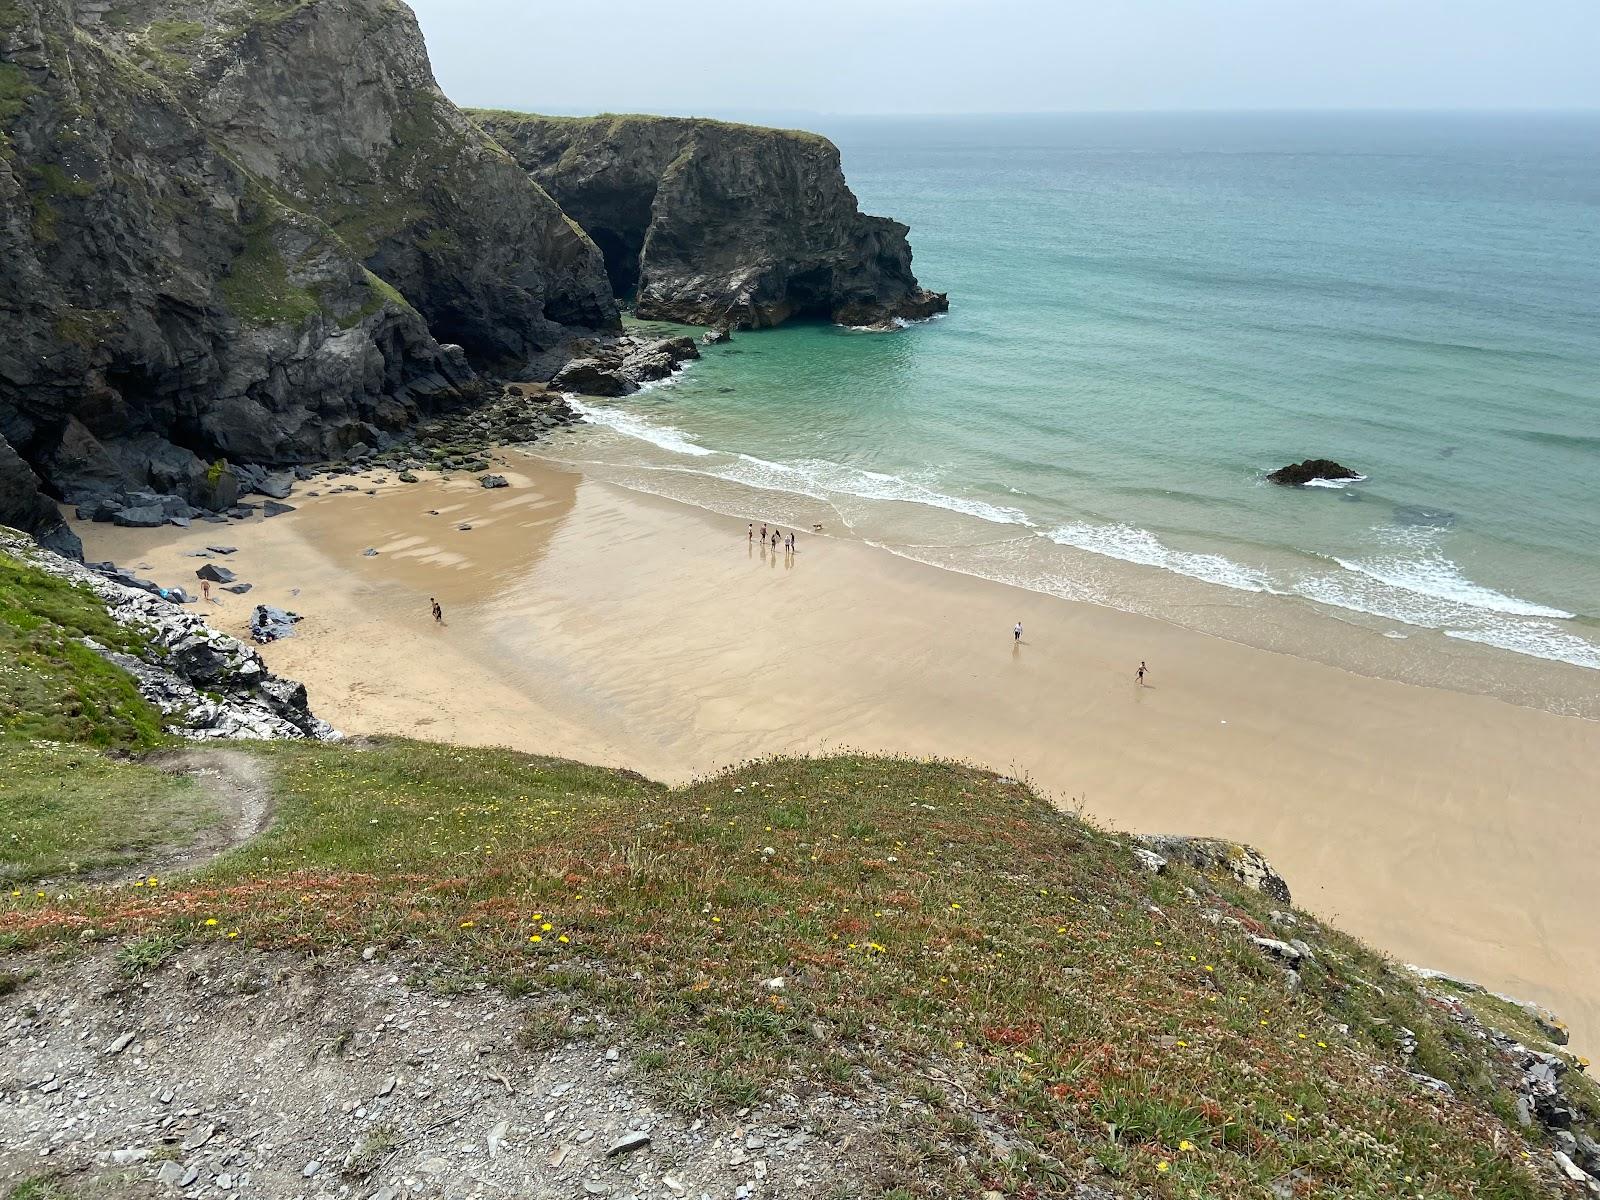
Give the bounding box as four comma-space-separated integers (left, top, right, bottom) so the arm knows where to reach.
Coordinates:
1136, 661, 1148, 686
431, 597, 443, 624
748, 522, 754, 543
1014, 620, 1023, 644
760, 523, 768, 544
201, 579, 212, 603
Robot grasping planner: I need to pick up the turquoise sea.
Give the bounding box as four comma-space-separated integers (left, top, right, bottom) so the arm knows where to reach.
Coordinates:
538, 113, 1600, 714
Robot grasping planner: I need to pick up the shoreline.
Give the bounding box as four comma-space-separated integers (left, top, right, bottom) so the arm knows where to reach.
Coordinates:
531, 412, 1600, 723
68, 451, 1600, 1056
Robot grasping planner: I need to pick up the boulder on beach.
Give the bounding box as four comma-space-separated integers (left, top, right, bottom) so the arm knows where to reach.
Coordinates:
1267, 459, 1363, 487
195, 564, 238, 584
479, 474, 509, 489
250, 605, 302, 644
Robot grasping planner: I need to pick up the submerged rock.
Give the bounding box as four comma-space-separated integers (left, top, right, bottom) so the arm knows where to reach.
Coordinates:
1267, 459, 1362, 486
1394, 504, 1458, 529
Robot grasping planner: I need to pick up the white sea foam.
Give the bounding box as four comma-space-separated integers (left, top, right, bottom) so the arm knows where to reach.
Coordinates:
1042, 522, 1278, 594
565, 397, 714, 457
1330, 551, 1574, 619
1303, 473, 1369, 489
1445, 626, 1600, 671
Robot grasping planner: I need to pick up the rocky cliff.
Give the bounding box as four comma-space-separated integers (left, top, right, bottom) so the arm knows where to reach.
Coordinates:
0, 0, 483, 533
473, 112, 949, 330
82, 0, 619, 368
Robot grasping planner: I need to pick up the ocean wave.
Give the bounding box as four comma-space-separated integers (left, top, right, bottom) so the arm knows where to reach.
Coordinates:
718, 455, 1035, 527
1304, 473, 1368, 489
1042, 522, 1278, 594
1445, 626, 1600, 671
1330, 550, 1574, 619
566, 397, 714, 458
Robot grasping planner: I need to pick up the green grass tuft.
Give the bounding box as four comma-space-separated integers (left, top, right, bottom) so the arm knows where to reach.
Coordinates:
0, 549, 167, 749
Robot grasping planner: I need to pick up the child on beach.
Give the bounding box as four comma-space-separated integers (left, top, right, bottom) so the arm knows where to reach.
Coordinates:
431, 598, 443, 624
1014, 621, 1023, 643
1136, 661, 1148, 685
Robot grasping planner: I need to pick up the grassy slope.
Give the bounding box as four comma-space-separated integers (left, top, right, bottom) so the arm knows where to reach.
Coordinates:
0, 743, 215, 886
0, 549, 167, 749
0, 548, 218, 884
1, 545, 1596, 1198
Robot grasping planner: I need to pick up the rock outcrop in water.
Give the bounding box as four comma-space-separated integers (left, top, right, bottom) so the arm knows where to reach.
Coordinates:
473, 112, 949, 330
1267, 459, 1363, 486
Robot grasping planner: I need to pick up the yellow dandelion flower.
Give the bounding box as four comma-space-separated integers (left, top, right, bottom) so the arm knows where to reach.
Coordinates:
459, 920, 475, 928
711, 916, 721, 924
1317, 1041, 1328, 1049
1283, 1112, 1297, 1123
1203, 965, 1214, 973
557, 935, 569, 944
204, 918, 218, 927
148, 877, 158, 886
226, 931, 239, 939
540, 922, 553, 932
1157, 1162, 1170, 1174
529, 934, 542, 944
1175, 1039, 1187, 1047
1179, 1140, 1195, 1152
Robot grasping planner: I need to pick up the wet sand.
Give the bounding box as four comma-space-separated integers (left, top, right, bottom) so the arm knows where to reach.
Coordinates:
74, 453, 1600, 1055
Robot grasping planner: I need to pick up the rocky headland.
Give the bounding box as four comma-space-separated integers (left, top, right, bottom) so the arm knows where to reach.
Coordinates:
0, 0, 943, 559
473, 111, 950, 331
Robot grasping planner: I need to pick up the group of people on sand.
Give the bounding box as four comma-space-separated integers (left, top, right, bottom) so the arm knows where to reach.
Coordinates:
749, 521, 800, 553
1014, 619, 1151, 686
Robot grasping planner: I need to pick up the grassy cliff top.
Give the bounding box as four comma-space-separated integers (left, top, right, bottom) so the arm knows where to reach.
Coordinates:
1, 541, 1595, 1197
467, 108, 836, 150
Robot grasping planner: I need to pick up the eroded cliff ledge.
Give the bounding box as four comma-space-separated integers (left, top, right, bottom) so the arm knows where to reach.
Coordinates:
473, 112, 949, 330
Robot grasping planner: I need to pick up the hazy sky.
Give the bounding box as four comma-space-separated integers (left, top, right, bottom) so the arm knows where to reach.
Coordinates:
407, 0, 1600, 117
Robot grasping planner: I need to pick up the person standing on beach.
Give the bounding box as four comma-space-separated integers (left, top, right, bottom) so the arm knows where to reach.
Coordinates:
748, 523, 754, 543
1136, 661, 1148, 686
431, 597, 443, 624
201, 579, 211, 603
760, 523, 768, 544
1014, 621, 1023, 644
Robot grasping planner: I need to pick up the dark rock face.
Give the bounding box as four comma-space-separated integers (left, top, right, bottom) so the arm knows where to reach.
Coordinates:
1267, 460, 1363, 486
1, 0, 484, 548
0, 435, 80, 558
548, 335, 701, 397
474, 112, 948, 331
84, 0, 619, 370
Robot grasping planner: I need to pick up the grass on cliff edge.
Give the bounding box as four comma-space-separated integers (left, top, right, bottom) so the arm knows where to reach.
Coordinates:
5, 740, 1591, 1199
0, 549, 166, 750
0, 744, 217, 886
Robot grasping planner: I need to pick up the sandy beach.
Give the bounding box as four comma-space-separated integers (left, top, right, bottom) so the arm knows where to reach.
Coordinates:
72, 453, 1600, 1056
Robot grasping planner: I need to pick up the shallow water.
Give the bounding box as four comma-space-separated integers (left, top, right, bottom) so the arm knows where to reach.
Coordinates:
539, 112, 1600, 709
